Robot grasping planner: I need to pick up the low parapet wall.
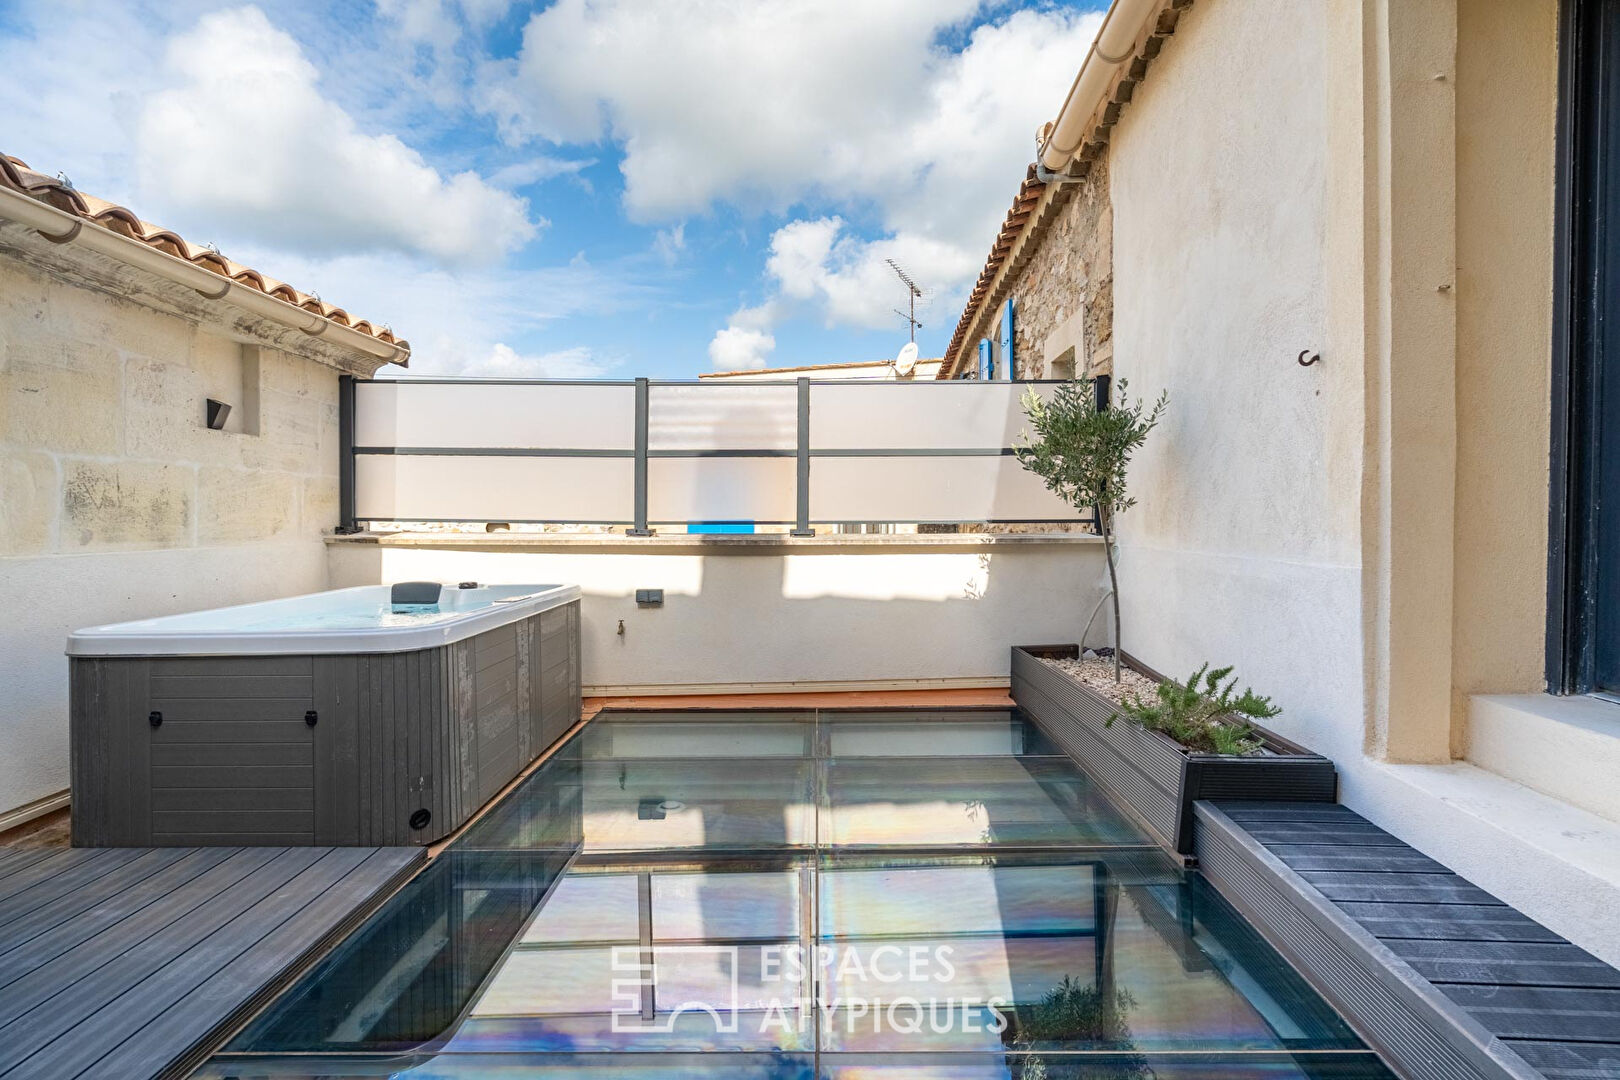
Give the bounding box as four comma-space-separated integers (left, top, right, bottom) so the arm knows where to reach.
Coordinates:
327, 532, 1107, 696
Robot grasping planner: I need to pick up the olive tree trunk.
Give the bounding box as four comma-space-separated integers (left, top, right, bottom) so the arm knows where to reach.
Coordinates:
1097, 506, 1122, 682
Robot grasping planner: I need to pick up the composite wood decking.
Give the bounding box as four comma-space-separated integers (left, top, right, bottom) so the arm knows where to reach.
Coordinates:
1197, 800, 1620, 1080
0, 843, 423, 1080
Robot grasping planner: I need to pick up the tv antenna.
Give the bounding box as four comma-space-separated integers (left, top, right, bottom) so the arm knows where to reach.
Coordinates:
886, 258, 923, 343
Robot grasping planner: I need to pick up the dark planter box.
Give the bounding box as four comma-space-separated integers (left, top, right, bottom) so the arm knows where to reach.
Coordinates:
1011, 644, 1336, 856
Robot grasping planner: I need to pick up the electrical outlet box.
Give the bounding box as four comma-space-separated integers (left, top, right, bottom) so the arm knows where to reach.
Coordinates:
635, 589, 664, 607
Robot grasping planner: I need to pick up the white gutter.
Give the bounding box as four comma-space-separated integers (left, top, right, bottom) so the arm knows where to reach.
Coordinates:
0, 185, 408, 366
1038, 0, 1164, 173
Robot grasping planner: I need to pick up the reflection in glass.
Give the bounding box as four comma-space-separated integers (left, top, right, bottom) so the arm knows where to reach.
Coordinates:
205, 709, 1393, 1079
824, 757, 1147, 848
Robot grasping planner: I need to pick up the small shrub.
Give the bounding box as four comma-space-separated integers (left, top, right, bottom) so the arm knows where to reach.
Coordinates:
1109, 663, 1279, 755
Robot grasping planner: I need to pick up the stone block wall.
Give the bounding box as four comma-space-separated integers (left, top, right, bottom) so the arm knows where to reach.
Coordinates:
1010, 159, 1114, 381
1, 260, 338, 556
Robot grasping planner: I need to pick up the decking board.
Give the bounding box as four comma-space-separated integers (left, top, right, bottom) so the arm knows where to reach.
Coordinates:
1197, 799, 1620, 1080
0, 844, 422, 1080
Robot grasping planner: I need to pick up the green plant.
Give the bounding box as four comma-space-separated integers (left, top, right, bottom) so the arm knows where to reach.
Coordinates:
1016, 377, 1167, 682
1110, 663, 1280, 755
1011, 977, 1146, 1080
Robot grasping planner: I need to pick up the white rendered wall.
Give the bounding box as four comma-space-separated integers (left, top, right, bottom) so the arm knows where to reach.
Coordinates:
327, 537, 1108, 694
1107, 0, 1357, 763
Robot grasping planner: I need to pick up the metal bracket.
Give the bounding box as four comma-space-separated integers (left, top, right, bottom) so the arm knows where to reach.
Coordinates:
305, 710, 318, 727
148, 711, 162, 728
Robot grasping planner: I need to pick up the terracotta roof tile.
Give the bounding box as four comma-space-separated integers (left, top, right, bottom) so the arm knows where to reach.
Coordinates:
1, 153, 408, 356
937, 164, 1046, 377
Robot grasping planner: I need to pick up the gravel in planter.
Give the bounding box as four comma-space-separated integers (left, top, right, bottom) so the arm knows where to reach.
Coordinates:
1042, 655, 1158, 703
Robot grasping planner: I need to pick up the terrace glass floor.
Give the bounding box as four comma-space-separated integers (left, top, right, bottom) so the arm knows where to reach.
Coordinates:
197, 709, 1396, 1079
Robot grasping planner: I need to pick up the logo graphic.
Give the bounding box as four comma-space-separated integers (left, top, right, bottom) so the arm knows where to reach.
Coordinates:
610, 945, 741, 1033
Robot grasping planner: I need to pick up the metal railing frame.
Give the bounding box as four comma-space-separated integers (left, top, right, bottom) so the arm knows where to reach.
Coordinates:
337, 376, 1093, 533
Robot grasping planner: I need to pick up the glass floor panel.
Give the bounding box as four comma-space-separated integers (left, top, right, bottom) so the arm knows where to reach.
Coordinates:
200, 709, 1395, 1078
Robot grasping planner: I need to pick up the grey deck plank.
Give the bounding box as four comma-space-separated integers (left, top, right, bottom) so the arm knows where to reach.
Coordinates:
1297, 870, 1505, 906
0, 850, 145, 928
0, 849, 238, 985
25, 849, 373, 1079
73, 848, 422, 1080
1339, 901, 1566, 943
0, 851, 55, 885
0, 844, 422, 1080
0, 848, 300, 1048
1438, 985, 1620, 1043
1386, 940, 1620, 989
1208, 799, 1620, 1078
1506, 1039, 1620, 1080
1267, 843, 1452, 873
0, 850, 102, 905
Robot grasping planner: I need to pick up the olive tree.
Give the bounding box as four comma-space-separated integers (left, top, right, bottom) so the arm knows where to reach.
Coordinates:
1016, 377, 1167, 681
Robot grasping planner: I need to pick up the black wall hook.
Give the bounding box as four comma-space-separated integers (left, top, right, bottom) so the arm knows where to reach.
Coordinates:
1298, 350, 1322, 367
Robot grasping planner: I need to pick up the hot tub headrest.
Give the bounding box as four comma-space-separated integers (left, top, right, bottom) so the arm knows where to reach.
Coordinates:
391, 581, 443, 606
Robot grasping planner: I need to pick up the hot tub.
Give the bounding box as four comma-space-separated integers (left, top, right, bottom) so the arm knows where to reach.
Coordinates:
68, 583, 581, 848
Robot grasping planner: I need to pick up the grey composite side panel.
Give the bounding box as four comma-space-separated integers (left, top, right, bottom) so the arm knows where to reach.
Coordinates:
313, 655, 359, 845
146, 657, 315, 846
474, 625, 521, 808
70, 657, 150, 846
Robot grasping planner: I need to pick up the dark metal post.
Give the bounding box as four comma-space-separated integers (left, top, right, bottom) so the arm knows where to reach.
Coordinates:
628, 377, 653, 535
336, 374, 359, 534
792, 377, 814, 536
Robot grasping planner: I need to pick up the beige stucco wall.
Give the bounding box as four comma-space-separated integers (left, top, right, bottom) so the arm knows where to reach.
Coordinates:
1450, 0, 1558, 749
327, 535, 1109, 694
0, 255, 342, 817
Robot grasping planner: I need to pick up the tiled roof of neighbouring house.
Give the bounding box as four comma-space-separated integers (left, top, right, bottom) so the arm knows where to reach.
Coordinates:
1, 153, 409, 356
937, 165, 1046, 378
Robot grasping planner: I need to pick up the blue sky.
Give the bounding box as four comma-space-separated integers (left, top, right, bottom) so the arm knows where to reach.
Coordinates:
0, 0, 1104, 378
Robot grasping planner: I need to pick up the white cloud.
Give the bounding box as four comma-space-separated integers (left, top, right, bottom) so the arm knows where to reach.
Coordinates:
484, 1, 1103, 344
651, 224, 686, 265
483, 0, 980, 221
136, 6, 538, 265
705, 300, 781, 370
707, 325, 776, 371
490, 156, 596, 189
445, 343, 616, 378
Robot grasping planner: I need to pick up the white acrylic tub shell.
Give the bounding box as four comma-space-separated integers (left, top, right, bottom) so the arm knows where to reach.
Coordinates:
66, 583, 582, 657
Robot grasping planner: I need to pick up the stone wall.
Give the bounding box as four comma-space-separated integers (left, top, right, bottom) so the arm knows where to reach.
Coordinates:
1009, 159, 1114, 381
0, 254, 341, 818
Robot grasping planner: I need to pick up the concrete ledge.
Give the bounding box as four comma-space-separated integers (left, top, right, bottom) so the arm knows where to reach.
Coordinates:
326, 530, 1101, 555
1469, 693, 1620, 823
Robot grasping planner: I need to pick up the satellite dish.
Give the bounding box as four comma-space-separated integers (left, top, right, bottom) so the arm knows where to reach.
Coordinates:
894, 341, 919, 375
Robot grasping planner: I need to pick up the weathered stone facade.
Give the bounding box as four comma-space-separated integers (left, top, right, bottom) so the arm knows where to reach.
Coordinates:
0, 257, 339, 556
1009, 159, 1113, 381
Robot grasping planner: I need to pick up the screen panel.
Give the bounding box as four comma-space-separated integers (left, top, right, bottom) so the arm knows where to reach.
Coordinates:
808, 455, 1076, 523
354, 455, 634, 522
647, 457, 797, 523
808, 382, 1053, 450
648, 383, 797, 450
354, 381, 636, 450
